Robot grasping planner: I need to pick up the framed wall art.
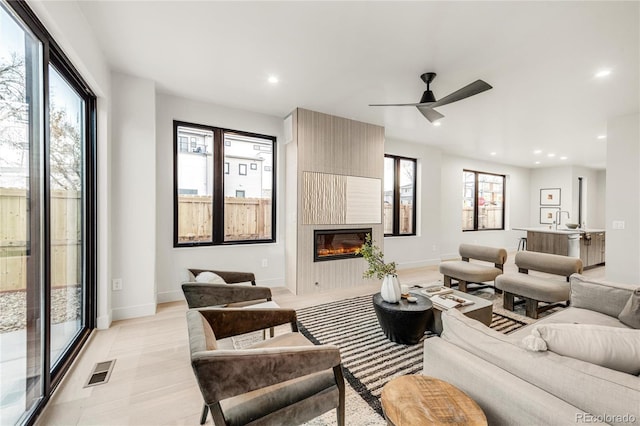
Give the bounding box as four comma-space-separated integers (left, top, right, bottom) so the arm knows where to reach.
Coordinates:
540, 207, 560, 224
540, 188, 561, 206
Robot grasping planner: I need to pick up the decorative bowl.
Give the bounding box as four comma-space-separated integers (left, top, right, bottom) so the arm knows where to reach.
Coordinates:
565, 223, 579, 229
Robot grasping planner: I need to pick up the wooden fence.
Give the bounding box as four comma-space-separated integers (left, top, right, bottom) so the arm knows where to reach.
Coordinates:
1, 188, 80, 292
177, 195, 272, 242
383, 204, 413, 234
462, 206, 503, 230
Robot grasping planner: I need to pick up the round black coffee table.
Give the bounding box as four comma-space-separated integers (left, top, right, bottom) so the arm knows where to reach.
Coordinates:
372, 293, 433, 345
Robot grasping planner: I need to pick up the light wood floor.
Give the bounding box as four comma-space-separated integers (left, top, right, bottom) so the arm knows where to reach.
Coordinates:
36, 256, 605, 425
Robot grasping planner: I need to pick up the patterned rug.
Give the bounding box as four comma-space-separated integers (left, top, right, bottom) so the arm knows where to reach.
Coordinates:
296, 293, 527, 420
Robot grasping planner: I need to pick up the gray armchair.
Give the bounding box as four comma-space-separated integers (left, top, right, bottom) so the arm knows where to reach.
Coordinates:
188, 269, 256, 286
186, 307, 345, 425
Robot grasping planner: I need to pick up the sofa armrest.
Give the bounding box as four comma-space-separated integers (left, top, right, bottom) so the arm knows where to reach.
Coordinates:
192, 345, 342, 403
570, 274, 638, 317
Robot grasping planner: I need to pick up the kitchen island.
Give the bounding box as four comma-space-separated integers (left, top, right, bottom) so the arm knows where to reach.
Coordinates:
513, 227, 605, 268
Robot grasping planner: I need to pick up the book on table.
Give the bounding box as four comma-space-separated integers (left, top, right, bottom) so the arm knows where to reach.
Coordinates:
431, 294, 475, 310
420, 285, 454, 297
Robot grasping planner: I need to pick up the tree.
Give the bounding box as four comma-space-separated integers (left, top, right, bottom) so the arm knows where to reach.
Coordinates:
0, 53, 82, 190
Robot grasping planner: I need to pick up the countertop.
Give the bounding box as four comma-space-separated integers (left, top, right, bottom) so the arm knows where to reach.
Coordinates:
513, 227, 606, 235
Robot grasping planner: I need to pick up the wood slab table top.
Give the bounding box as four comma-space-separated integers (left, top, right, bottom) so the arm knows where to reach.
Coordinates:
381, 375, 487, 426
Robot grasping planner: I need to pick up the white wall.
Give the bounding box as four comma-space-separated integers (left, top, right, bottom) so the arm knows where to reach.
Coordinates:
155, 93, 286, 303
384, 139, 531, 266
440, 154, 531, 258
384, 139, 443, 268
606, 113, 640, 283
571, 166, 605, 229
27, 0, 113, 328
110, 73, 157, 320
529, 167, 573, 227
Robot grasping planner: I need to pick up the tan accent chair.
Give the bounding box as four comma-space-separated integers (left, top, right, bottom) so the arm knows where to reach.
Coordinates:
186, 307, 345, 426
495, 251, 583, 318
439, 244, 508, 293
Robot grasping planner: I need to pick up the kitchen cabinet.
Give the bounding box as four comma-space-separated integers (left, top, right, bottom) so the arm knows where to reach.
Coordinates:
580, 232, 606, 268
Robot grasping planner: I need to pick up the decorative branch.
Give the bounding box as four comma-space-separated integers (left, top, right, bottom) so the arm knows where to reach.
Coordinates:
355, 233, 397, 280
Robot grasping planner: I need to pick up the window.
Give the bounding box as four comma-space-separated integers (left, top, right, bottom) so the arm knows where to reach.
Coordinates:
250, 163, 257, 170
463, 170, 505, 231
384, 155, 416, 236
174, 121, 276, 246
0, 2, 96, 424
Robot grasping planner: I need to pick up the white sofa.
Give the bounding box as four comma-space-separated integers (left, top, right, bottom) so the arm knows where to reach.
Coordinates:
423, 274, 640, 426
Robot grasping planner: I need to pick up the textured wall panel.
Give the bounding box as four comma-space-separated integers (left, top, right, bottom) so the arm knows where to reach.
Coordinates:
302, 172, 347, 224
346, 176, 381, 224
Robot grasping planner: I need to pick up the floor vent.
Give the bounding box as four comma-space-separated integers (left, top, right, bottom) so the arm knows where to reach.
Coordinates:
84, 360, 115, 388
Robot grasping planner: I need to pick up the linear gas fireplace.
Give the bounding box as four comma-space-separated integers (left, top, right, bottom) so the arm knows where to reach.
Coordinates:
314, 228, 371, 262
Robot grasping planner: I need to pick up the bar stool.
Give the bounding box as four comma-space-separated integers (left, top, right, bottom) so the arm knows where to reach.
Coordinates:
517, 237, 527, 251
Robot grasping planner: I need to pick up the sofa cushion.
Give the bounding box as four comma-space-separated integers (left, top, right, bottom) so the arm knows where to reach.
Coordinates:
570, 274, 637, 317
618, 288, 640, 329
521, 323, 640, 375
508, 307, 632, 340
440, 309, 640, 425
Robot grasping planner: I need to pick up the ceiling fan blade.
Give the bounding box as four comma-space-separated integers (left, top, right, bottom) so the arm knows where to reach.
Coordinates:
431, 80, 492, 108
417, 107, 444, 122
369, 102, 435, 107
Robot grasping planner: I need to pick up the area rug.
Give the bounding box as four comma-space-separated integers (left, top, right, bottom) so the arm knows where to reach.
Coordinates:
296, 294, 527, 422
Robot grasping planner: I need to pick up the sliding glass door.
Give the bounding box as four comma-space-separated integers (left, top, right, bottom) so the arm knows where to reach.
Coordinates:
0, 1, 96, 424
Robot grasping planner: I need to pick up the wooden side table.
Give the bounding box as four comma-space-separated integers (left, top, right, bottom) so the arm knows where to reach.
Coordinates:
381, 375, 487, 426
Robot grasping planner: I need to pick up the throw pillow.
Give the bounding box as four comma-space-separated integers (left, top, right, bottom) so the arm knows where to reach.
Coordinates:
521, 323, 640, 375
618, 288, 640, 329
195, 271, 226, 284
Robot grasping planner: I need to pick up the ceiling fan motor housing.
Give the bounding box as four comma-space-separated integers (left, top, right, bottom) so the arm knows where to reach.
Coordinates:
420, 90, 436, 104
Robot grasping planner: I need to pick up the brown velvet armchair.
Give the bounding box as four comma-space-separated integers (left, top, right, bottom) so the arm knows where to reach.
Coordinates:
186, 307, 345, 426
182, 269, 271, 309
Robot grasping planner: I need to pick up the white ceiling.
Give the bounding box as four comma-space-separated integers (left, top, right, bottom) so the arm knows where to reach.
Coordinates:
77, 1, 639, 169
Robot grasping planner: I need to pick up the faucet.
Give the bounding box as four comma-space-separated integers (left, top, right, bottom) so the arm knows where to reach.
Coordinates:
555, 211, 570, 230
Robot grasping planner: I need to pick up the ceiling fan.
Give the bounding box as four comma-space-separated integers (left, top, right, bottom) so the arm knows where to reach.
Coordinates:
369, 72, 492, 123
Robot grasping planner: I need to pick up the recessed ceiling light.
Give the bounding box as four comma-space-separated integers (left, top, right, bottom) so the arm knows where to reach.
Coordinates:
433, 121, 442, 127
597, 134, 607, 140
267, 75, 279, 84
594, 69, 612, 78
533, 150, 542, 154
490, 152, 497, 156
547, 153, 556, 158
560, 156, 568, 160
535, 161, 541, 165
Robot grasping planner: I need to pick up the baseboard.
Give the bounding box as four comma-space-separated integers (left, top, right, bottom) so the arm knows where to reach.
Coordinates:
441, 252, 460, 261
396, 258, 440, 269
111, 303, 156, 321
255, 278, 285, 288
157, 289, 184, 304
96, 312, 112, 330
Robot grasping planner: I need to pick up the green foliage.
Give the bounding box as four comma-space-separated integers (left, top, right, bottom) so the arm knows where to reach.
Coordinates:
355, 233, 396, 280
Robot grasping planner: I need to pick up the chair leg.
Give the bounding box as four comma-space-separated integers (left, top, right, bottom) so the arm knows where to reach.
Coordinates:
200, 404, 208, 425
333, 365, 346, 426
525, 298, 539, 319
443, 276, 452, 288
503, 292, 515, 311
458, 280, 467, 293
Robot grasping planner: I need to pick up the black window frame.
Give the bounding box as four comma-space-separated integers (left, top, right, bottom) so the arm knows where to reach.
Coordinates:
173, 120, 277, 247
3, 1, 97, 424
463, 169, 506, 231
238, 163, 247, 176
384, 154, 417, 237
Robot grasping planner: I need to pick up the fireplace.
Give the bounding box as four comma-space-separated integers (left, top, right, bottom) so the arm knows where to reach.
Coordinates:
314, 228, 371, 262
